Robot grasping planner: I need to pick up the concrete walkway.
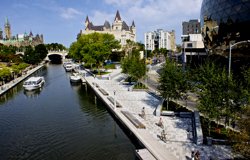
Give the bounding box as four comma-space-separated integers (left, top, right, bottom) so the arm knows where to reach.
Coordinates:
84, 69, 234, 160
0, 64, 44, 96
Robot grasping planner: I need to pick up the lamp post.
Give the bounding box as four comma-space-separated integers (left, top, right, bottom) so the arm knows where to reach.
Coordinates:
113, 90, 116, 109
228, 40, 250, 77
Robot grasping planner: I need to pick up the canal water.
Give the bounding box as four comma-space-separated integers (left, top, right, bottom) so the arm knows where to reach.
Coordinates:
0, 64, 136, 160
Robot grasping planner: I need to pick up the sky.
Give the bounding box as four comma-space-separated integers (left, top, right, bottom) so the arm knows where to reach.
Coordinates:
0, 0, 202, 47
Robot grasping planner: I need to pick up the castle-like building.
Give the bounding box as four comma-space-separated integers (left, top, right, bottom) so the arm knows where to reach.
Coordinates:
0, 18, 44, 47
79, 10, 136, 47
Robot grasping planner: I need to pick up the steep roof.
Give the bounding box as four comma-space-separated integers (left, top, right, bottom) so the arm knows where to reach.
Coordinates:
122, 21, 129, 31
132, 20, 135, 27
85, 16, 89, 23
114, 10, 121, 21
104, 20, 111, 29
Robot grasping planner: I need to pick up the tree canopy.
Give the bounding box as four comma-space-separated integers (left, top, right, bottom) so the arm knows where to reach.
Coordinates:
45, 43, 67, 51
158, 59, 189, 109
69, 32, 121, 69
121, 49, 146, 82
23, 44, 48, 64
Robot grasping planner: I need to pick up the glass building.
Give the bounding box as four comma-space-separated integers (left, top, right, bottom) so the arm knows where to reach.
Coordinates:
200, 0, 250, 58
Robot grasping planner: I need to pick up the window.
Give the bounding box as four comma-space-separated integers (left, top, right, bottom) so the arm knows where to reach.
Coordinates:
187, 43, 193, 48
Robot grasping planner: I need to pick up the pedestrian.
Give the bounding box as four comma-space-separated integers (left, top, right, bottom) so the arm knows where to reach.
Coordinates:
141, 107, 145, 118
194, 150, 200, 160
191, 149, 195, 160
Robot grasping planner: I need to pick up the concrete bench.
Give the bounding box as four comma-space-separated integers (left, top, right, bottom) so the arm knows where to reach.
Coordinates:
121, 111, 146, 129
107, 96, 122, 108
161, 111, 175, 116
98, 88, 108, 96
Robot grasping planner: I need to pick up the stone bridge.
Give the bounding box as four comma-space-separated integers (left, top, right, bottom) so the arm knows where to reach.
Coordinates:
45, 51, 68, 61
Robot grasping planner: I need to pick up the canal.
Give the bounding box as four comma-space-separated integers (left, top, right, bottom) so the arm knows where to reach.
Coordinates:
0, 64, 136, 160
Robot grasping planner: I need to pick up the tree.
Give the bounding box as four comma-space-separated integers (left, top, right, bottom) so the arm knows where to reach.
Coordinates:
69, 33, 120, 72
0, 67, 11, 83
230, 107, 250, 158
45, 43, 66, 51
121, 49, 146, 82
34, 44, 48, 61
193, 61, 247, 135
158, 59, 189, 110
23, 45, 48, 64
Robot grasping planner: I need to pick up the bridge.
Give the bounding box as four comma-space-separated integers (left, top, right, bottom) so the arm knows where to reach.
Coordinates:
16, 50, 68, 63
45, 50, 68, 62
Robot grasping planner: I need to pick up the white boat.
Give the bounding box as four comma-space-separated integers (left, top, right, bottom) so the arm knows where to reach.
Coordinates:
70, 73, 82, 83
64, 64, 73, 72
23, 76, 45, 91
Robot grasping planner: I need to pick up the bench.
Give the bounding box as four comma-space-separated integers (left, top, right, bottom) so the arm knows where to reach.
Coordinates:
121, 111, 146, 129
98, 88, 109, 96
107, 96, 122, 108
161, 111, 175, 116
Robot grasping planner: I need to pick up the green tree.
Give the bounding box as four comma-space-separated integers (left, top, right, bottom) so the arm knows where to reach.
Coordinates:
34, 44, 48, 61
193, 61, 247, 135
69, 33, 120, 72
121, 49, 146, 83
0, 67, 11, 83
230, 107, 250, 158
23, 46, 37, 64
158, 59, 189, 110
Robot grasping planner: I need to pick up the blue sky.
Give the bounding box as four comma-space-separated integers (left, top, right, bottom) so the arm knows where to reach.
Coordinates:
0, 0, 202, 47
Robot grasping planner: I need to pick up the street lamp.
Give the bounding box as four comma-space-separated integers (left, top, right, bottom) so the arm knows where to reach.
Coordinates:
228, 40, 250, 77
113, 90, 116, 109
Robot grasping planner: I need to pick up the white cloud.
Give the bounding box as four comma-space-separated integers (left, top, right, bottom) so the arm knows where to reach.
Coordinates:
60, 8, 83, 19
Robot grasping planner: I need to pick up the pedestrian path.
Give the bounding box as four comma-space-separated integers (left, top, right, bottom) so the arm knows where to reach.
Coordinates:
84, 69, 234, 160
0, 64, 44, 96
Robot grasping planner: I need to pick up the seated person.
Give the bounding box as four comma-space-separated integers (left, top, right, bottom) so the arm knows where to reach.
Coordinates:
156, 117, 164, 128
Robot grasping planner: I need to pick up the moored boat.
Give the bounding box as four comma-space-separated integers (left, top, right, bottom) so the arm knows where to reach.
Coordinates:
70, 73, 82, 83
23, 76, 45, 91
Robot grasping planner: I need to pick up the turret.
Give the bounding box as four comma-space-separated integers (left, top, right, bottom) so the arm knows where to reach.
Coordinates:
4, 17, 11, 39
112, 10, 123, 31
114, 10, 121, 22
131, 20, 136, 33
85, 16, 90, 29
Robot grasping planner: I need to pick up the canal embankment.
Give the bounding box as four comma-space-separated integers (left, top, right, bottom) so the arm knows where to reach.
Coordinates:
0, 63, 45, 96
83, 68, 234, 160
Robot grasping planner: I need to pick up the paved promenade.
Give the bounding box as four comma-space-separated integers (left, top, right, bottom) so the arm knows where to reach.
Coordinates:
0, 64, 44, 96
85, 68, 234, 160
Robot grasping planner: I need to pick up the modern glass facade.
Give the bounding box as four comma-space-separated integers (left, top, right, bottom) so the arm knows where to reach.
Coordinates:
200, 0, 250, 57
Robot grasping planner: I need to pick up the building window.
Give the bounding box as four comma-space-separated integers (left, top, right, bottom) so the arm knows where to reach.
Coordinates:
187, 43, 193, 48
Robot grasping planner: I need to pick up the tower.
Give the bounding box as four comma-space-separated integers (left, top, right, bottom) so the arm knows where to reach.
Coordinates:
85, 16, 90, 30
112, 10, 122, 31
131, 20, 136, 33
131, 20, 136, 41
4, 17, 11, 39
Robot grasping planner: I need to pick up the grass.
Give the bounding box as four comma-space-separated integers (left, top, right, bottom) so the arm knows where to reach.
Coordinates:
133, 82, 148, 89
104, 64, 116, 69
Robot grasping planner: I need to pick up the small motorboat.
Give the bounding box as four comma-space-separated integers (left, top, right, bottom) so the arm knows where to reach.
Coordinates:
70, 73, 82, 83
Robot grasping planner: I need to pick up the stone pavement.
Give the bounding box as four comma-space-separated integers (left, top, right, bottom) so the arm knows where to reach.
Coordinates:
85, 69, 234, 160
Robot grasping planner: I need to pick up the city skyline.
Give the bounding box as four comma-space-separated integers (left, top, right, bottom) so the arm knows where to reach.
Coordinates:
0, 0, 202, 47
